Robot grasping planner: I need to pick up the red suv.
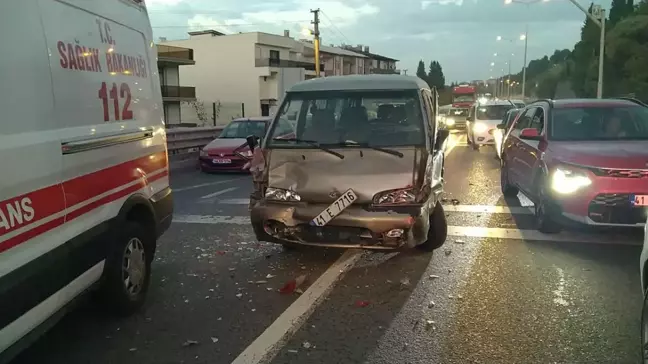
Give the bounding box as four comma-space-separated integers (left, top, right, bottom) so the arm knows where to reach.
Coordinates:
499, 98, 648, 233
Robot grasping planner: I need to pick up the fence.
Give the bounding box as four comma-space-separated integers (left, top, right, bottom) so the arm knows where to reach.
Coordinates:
166, 126, 224, 159
179, 100, 248, 127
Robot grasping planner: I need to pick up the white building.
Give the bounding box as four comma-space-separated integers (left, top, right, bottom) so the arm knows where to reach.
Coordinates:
299, 40, 368, 76
156, 44, 196, 124
340, 45, 400, 75
162, 30, 325, 117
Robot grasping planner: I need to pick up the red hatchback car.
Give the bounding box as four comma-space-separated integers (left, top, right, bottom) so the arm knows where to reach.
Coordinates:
199, 117, 272, 172
499, 98, 648, 232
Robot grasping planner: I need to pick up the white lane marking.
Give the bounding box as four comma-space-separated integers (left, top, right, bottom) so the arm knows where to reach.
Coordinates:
444, 205, 533, 214
444, 133, 463, 157
219, 198, 252, 205
552, 267, 570, 307
448, 226, 641, 246
231, 250, 363, 364
200, 187, 238, 199
172, 215, 642, 246
173, 177, 244, 192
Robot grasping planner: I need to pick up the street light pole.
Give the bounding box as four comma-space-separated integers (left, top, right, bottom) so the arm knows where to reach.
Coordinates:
565, 0, 605, 98
521, 25, 528, 98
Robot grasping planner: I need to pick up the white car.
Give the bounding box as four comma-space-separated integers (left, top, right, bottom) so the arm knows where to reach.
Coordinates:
0, 0, 171, 361
466, 100, 517, 150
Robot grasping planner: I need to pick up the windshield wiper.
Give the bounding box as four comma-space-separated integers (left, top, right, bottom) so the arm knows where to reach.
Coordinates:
271, 137, 344, 159
330, 140, 404, 158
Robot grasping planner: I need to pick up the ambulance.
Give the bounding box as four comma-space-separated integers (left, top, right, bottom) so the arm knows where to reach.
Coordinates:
0, 0, 172, 361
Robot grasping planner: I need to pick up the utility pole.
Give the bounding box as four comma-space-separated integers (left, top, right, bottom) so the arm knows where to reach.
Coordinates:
402, 69, 408, 75
521, 24, 528, 99
567, 0, 605, 98
310, 9, 321, 78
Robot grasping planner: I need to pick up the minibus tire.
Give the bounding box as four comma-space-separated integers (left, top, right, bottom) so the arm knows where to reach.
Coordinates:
417, 203, 448, 252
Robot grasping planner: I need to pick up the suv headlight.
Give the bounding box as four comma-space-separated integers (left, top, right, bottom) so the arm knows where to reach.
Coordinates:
373, 188, 416, 205
473, 122, 487, 133
551, 166, 591, 194
445, 118, 455, 126
265, 187, 301, 201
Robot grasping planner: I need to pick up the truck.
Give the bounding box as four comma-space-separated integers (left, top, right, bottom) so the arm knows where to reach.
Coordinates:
451, 85, 477, 108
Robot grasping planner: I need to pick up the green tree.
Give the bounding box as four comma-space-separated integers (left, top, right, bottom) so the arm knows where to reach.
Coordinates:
427, 60, 446, 89
605, 14, 648, 100
416, 60, 427, 83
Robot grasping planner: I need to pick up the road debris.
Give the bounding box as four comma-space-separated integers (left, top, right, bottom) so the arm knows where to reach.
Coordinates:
400, 277, 410, 286
444, 249, 452, 256
182, 340, 199, 347
429, 274, 440, 280
279, 274, 307, 294
287, 349, 299, 354
355, 300, 370, 308
451, 199, 460, 205
235, 293, 243, 298
129, 348, 137, 352
428, 300, 435, 308
302, 341, 312, 349
265, 274, 275, 279
211, 337, 219, 343
254, 280, 268, 284
454, 239, 465, 244
425, 320, 435, 330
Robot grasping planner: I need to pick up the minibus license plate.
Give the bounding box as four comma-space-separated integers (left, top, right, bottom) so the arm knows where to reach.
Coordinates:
311, 189, 357, 227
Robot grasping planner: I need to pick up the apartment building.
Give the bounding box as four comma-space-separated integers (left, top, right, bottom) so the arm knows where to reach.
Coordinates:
341, 45, 400, 75
156, 44, 197, 124
161, 30, 323, 117
300, 40, 368, 76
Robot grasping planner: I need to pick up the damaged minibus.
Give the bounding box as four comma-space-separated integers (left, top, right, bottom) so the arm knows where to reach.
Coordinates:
246, 75, 450, 251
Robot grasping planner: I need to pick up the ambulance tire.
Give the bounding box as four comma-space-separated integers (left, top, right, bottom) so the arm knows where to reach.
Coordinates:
99, 221, 153, 315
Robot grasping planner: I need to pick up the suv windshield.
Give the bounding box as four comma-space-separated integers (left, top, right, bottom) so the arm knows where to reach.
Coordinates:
220, 120, 266, 139
449, 108, 469, 117
267, 90, 425, 148
550, 105, 648, 141
477, 105, 515, 120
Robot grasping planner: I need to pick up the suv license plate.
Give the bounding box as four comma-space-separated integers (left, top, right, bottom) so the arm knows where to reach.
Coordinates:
311, 189, 357, 227
213, 158, 231, 164
631, 194, 648, 206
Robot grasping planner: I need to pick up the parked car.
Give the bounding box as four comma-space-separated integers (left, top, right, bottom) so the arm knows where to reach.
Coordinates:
0, 1, 172, 361
466, 99, 517, 150
494, 108, 522, 160
199, 117, 279, 172
249, 75, 450, 251
500, 98, 648, 233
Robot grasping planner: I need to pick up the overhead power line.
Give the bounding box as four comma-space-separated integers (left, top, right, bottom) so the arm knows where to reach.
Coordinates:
152, 20, 310, 29
320, 10, 351, 45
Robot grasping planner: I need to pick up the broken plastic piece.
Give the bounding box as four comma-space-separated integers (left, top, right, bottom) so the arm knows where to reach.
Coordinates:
355, 300, 370, 308
279, 274, 307, 294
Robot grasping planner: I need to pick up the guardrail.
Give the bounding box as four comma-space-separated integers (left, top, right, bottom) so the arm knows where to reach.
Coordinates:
166, 126, 223, 156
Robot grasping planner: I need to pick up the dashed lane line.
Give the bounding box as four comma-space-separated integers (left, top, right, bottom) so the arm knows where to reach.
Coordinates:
200, 186, 238, 199
172, 177, 245, 192
171, 214, 641, 246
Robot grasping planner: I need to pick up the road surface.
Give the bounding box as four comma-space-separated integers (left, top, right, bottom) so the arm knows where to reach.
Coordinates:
13, 133, 643, 364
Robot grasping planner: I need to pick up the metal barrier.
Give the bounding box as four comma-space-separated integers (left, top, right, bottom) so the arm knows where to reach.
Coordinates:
166, 126, 223, 155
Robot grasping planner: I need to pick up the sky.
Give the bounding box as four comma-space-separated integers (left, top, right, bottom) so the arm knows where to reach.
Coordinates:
145, 0, 609, 83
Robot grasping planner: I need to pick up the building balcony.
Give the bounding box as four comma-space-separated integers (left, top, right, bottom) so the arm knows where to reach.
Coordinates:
370, 68, 401, 75
161, 85, 196, 101
157, 44, 195, 66
255, 58, 324, 72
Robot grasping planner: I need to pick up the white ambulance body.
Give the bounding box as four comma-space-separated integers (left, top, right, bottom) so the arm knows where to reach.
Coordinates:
0, 0, 172, 360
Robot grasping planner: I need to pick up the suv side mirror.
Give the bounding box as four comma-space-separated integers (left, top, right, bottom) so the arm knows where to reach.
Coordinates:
246, 135, 260, 150
519, 128, 541, 140
435, 129, 450, 151
496, 123, 506, 130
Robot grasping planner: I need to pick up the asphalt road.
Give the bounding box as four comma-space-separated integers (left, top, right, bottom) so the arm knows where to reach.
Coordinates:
12, 133, 644, 364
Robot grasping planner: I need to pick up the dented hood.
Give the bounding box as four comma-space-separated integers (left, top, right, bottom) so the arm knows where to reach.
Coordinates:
267, 148, 420, 204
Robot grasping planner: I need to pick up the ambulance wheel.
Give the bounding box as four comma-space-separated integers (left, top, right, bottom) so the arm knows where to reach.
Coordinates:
99, 221, 153, 315
418, 203, 448, 252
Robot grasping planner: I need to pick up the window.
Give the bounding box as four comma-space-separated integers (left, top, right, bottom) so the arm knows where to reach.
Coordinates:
550, 105, 648, 141
453, 95, 474, 103
450, 108, 469, 117
504, 109, 522, 128
529, 108, 545, 133
219, 120, 267, 139
268, 90, 425, 148
269, 50, 280, 60
476, 104, 515, 120
514, 108, 535, 130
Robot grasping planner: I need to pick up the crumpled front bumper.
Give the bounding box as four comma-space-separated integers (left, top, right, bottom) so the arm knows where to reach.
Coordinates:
250, 201, 430, 250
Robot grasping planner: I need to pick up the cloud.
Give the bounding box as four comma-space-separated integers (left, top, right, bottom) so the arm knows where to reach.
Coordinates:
148, 0, 607, 82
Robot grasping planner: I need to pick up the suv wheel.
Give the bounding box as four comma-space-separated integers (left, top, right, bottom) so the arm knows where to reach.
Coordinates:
535, 179, 562, 233
417, 202, 448, 252
99, 221, 153, 315
500, 159, 519, 197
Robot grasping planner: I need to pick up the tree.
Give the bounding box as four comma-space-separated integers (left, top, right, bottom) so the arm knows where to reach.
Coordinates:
605, 14, 648, 100
427, 61, 446, 89
416, 60, 427, 83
